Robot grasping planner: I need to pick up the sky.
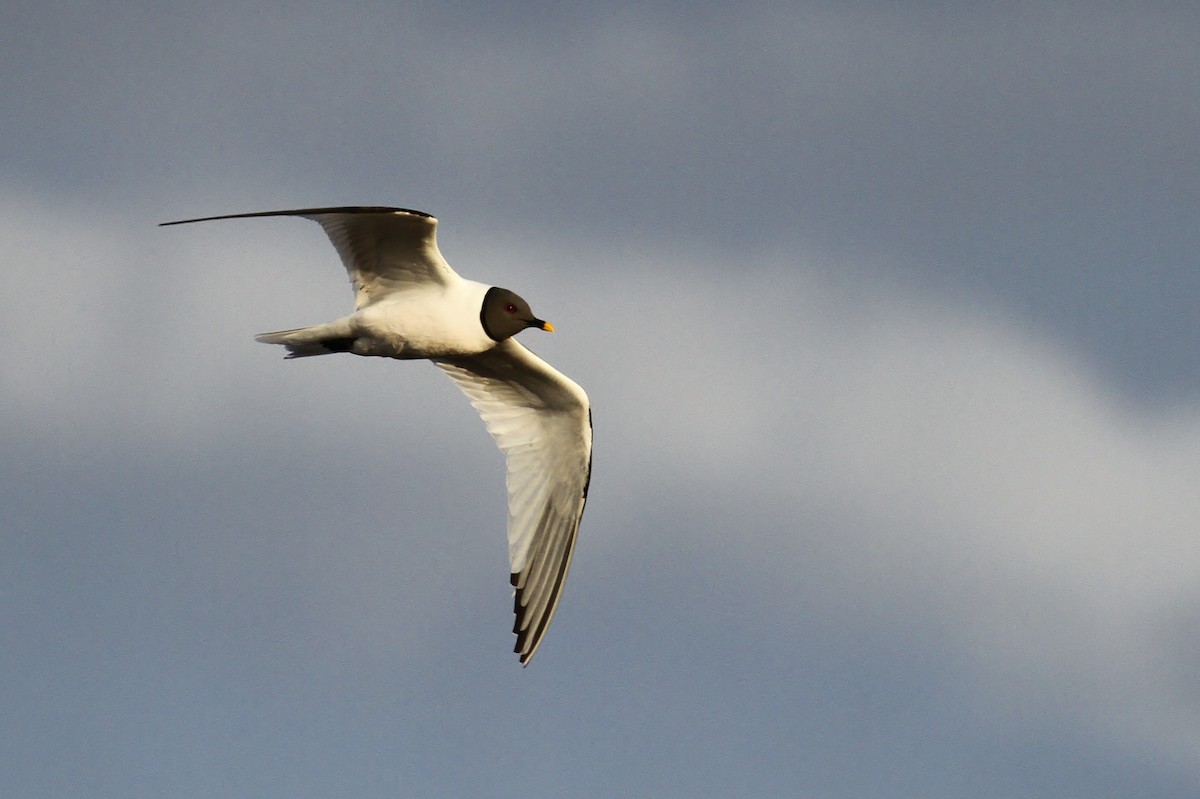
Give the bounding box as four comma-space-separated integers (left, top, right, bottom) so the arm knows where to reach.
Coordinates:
3, 3, 1199, 797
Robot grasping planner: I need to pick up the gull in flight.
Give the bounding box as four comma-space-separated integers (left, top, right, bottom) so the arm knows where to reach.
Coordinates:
161, 206, 592, 664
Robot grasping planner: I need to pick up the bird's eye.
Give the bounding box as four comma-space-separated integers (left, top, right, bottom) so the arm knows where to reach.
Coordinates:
505, 303, 518, 314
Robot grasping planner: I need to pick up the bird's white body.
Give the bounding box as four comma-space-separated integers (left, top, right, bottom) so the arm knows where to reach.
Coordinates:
363, 279, 494, 358
160, 206, 592, 665
279, 279, 495, 359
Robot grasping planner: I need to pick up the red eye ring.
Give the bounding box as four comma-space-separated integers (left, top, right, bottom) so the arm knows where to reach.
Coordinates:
505, 303, 518, 313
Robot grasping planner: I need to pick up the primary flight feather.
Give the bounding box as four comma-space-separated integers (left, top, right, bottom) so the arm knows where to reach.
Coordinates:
160, 206, 592, 665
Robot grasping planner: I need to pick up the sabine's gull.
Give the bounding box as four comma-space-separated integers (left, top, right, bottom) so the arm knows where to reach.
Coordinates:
161, 206, 592, 665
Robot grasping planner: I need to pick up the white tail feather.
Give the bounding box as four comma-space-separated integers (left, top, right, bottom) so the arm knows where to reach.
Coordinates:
255, 319, 357, 359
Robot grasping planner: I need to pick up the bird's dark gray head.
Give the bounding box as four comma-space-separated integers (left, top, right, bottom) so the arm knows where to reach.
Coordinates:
480, 287, 555, 342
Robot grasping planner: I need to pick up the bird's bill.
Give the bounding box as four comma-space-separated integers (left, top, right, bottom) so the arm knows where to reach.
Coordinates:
536, 320, 555, 332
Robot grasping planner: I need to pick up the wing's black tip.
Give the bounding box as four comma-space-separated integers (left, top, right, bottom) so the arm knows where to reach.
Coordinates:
158, 206, 435, 227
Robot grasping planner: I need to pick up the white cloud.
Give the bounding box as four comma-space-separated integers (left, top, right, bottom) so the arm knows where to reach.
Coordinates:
425, 231, 1200, 775
4, 185, 1199, 777
550, 244, 1200, 769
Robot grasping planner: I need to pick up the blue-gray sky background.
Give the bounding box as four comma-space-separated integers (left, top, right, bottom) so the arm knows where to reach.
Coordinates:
3, 4, 1199, 797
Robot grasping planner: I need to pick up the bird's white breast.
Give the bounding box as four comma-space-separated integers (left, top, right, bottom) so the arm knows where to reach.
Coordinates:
356, 278, 494, 359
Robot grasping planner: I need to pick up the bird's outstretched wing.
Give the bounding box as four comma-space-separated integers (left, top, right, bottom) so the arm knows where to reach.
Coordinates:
436, 339, 592, 664
160, 206, 459, 308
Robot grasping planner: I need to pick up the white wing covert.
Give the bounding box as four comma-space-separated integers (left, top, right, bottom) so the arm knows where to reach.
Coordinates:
300, 208, 460, 308
436, 339, 592, 664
